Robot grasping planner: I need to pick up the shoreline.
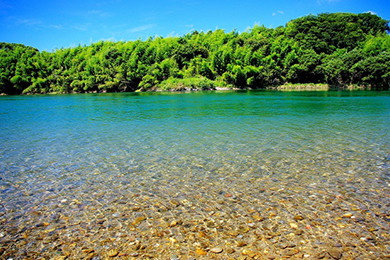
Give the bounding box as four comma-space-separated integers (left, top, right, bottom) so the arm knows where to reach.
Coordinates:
0, 84, 377, 96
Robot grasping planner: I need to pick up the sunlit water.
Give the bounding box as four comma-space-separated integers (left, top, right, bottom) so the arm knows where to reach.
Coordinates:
0, 91, 389, 258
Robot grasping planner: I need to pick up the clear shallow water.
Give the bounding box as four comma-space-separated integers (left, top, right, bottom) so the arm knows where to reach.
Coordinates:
0, 91, 390, 259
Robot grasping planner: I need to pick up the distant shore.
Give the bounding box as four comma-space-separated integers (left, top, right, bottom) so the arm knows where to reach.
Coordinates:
0, 83, 377, 96
143, 83, 372, 93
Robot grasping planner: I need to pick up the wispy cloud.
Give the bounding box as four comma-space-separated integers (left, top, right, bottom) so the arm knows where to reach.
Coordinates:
15, 18, 42, 26
72, 23, 91, 31
8, 16, 63, 31
128, 24, 155, 33
86, 9, 110, 17
272, 10, 284, 16
317, 0, 341, 4
47, 24, 64, 30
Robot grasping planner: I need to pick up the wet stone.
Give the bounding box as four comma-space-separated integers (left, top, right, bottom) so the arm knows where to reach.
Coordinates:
195, 248, 207, 256
210, 247, 223, 254
327, 248, 343, 259
107, 249, 119, 257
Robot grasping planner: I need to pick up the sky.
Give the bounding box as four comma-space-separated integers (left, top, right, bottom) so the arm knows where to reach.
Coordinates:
0, 0, 389, 52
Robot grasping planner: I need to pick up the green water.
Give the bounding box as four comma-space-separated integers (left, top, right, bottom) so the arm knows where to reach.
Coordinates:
0, 90, 390, 258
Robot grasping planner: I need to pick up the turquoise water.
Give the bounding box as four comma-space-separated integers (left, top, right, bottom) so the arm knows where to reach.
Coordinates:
0, 91, 390, 258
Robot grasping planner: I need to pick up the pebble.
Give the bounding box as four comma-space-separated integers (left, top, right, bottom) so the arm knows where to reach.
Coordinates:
210, 247, 223, 254
236, 241, 247, 247
169, 220, 178, 227
283, 248, 299, 257
294, 215, 304, 221
342, 213, 353, 218
132, 216, 146, 225
107, 249, 119, 257
226, 248, 236, 254
327, 248, 343, 259
195, 248, 207, 256
242, 249, 257, 257
289, 223, 298, 229
252, 213, 265, 221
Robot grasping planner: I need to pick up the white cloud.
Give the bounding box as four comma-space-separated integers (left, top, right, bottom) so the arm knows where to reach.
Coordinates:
72, 23, 91, 31
272, 10, 284, 16
128, 24, 155, 33
86, 10, 110, 17
15, 18, 42, 26
317, 0, 340, 4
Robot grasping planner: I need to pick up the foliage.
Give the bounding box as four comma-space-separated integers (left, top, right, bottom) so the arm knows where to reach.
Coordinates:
0, 12, 389, 94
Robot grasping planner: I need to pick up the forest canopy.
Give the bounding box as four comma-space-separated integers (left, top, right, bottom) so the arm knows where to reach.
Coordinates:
1, 12, 389, 94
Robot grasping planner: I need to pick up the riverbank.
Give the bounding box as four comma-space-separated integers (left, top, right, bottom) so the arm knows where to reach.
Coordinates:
139, 80, 372, 92
0, 82, 376, 96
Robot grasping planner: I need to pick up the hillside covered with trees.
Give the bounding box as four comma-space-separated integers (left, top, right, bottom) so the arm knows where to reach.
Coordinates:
1, 12, 389, 94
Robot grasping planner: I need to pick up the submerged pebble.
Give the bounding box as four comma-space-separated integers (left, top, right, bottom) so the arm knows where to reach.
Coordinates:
210, 247, 223, 254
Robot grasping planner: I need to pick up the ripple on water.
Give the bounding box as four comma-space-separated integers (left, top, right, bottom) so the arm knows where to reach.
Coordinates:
0, 91, 389, 258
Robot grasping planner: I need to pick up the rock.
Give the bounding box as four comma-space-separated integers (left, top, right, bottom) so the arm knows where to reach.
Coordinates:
226, 248, 236, 254
169, 220, 178, 227
170, 255, 179, 260
53, 257, 67, 260
132, 216, 146, 226
224, 193, 233, 198
198, 231, 208, 238
294, 229, 304, 235
195, 248, 207, 256
289, 223, 298, 229
170, 200, 180, 207
242, 249, 257, 257
236, 241, 247, 247
327, 248, 343, 259
294, 215, 304, 221
210, 247, 223, 254
342, 213, 353, 218
283, 248, 299, 257
107, 249, 119, 257
252, 213, 265, 221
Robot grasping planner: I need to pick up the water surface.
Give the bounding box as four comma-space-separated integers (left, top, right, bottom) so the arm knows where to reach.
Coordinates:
0, 91, 389, 258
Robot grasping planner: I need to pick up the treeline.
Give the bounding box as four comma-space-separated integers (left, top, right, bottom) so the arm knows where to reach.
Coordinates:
1, 12, 389, 94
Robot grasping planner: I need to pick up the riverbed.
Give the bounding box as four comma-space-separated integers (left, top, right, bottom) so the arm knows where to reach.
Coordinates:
0, 90, 389, 259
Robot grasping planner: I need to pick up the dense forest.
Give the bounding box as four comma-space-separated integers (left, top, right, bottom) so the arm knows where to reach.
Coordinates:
1, 12, 389, 94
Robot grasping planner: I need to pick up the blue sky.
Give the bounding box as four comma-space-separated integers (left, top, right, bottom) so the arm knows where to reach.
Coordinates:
1, 0, 389, 51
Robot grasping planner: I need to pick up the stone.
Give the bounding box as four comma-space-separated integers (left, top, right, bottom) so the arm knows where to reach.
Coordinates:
342, 213, 353, 218
242, 249, 257, 257
196, 248, 207, 256
210, 247, 223, 253
327, 248, 343, 259
107, 249, 119, 257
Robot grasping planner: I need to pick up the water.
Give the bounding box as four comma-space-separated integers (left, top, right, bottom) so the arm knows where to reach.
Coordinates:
0, 90, 389, 258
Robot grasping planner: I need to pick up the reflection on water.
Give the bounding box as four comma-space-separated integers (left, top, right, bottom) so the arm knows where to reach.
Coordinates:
0, 91, 389, 259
